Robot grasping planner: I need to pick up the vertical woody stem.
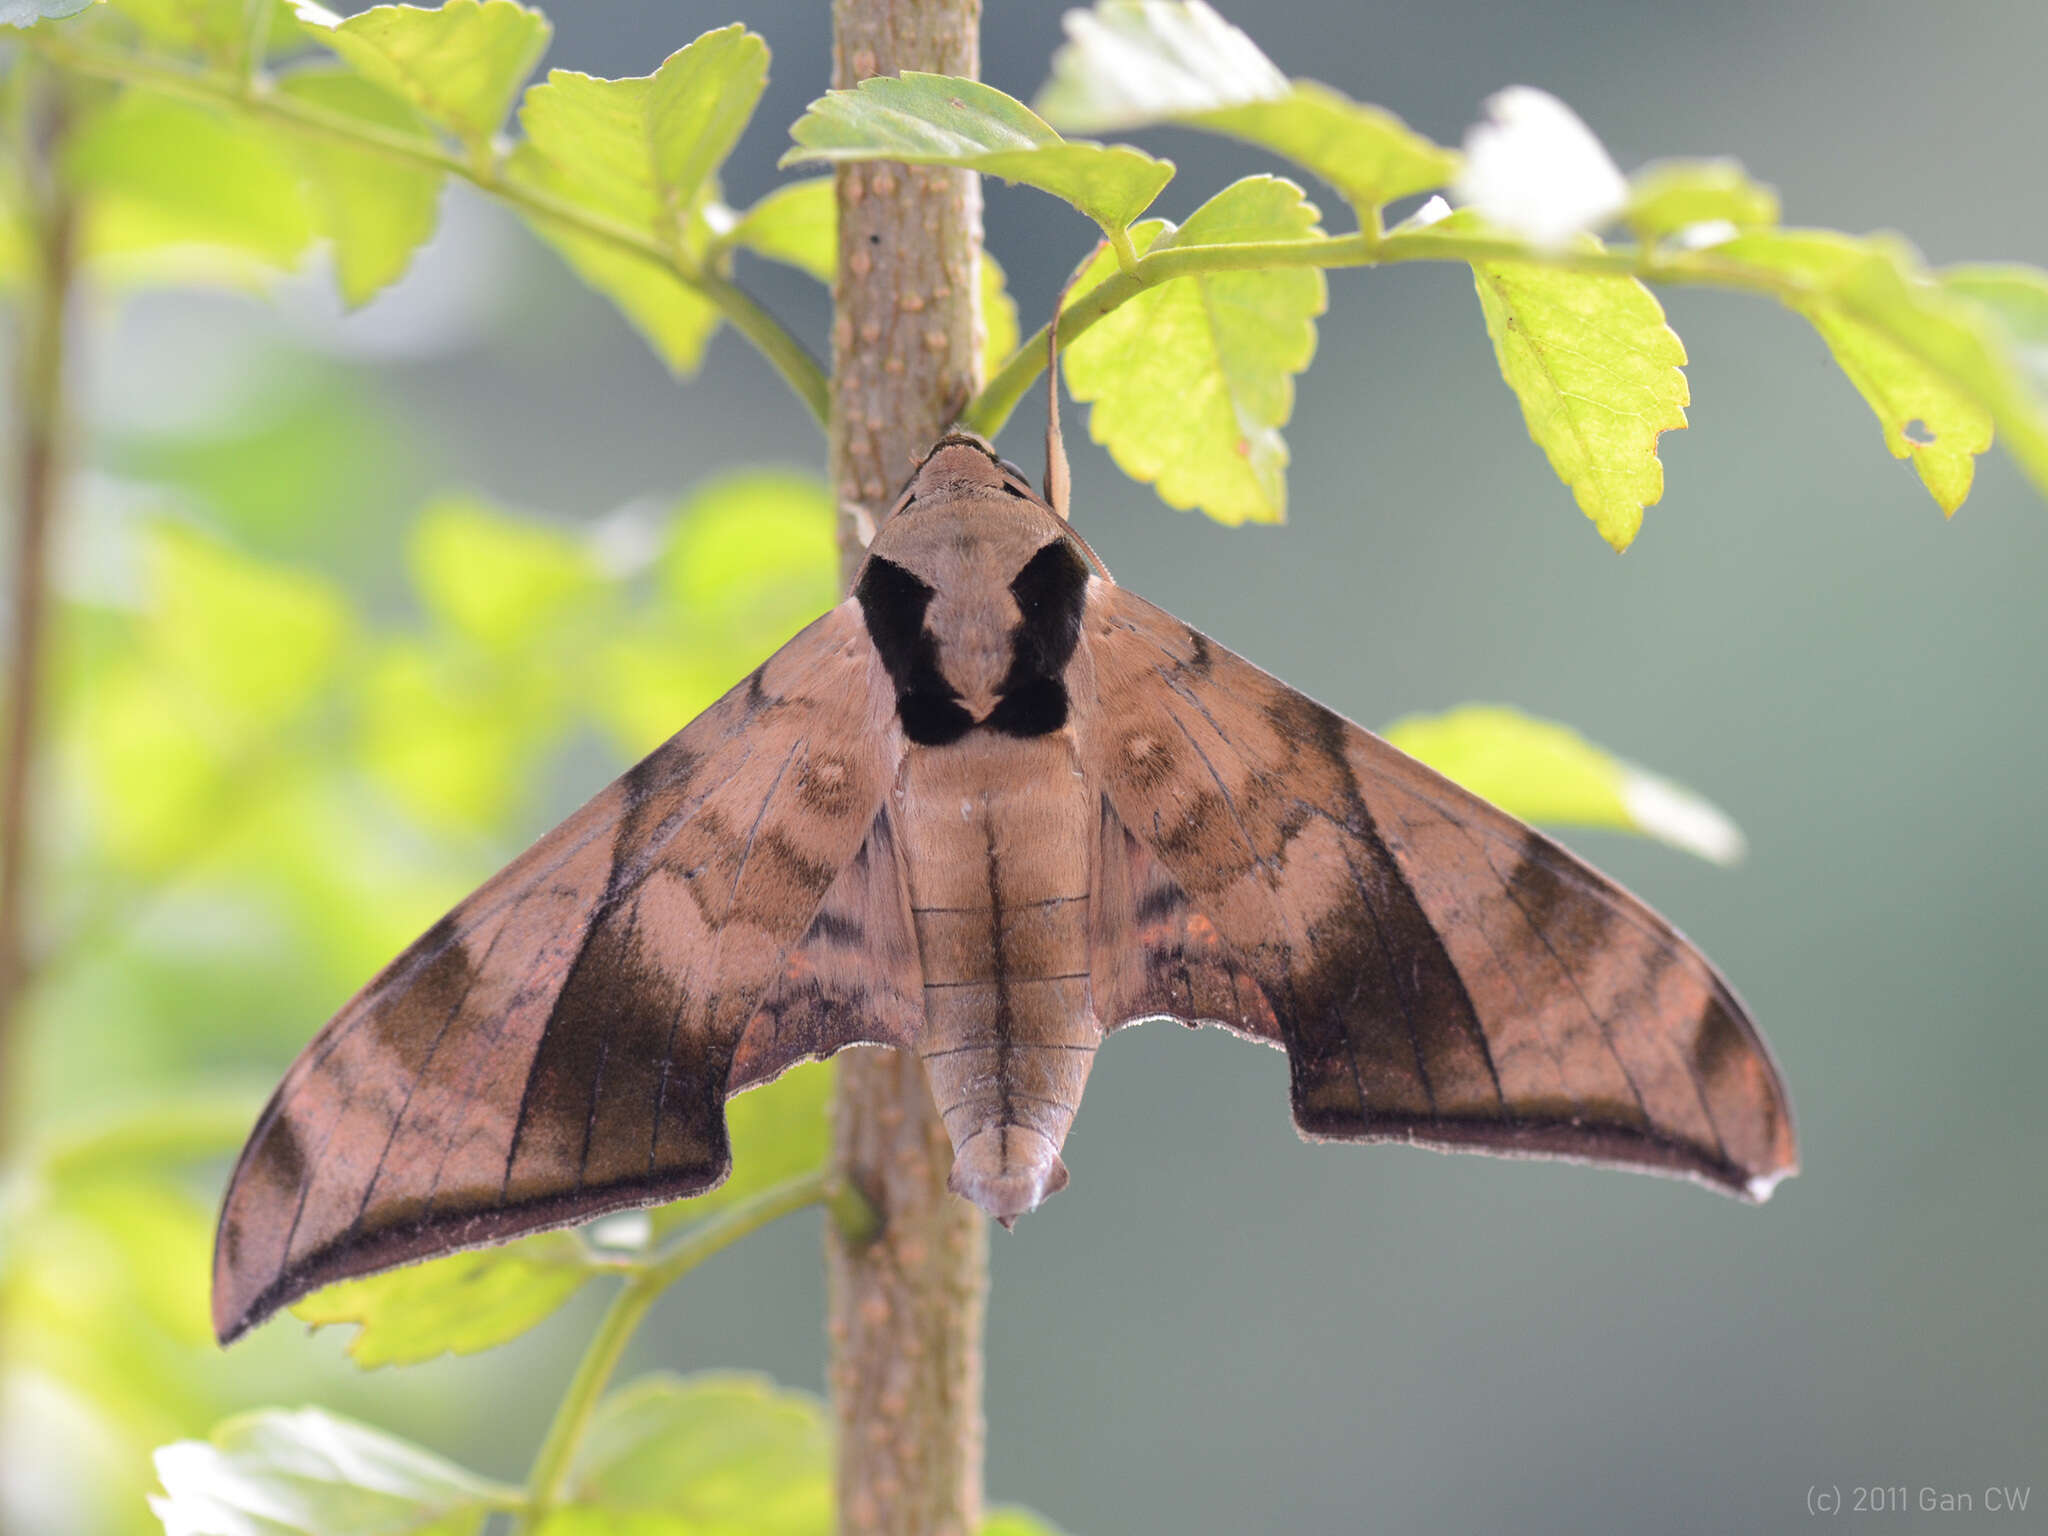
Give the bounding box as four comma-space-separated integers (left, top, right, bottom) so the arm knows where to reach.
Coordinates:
0, 73, 75, 1152
825, 3, 987, 1535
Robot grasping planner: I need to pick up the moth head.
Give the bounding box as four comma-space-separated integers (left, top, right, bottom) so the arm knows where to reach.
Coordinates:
884, 432, 1037, 517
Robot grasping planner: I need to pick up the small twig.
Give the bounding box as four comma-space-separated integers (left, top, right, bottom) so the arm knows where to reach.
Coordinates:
0, 67, 76, 1153
515, 1169, 832, 1532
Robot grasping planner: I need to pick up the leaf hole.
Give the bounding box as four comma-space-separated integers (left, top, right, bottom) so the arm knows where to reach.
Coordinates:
1903, 418, 1937, 447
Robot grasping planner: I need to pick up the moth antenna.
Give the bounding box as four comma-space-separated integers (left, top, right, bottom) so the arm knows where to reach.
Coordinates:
1043, 245, 1099, 521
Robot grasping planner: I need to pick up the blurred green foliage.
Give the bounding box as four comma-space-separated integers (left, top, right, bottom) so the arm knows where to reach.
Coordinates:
3, 0, 2044, 1531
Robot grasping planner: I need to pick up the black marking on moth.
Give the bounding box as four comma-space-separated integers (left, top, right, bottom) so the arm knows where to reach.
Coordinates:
987, 540, 1090, 738
856, 556, 974, 746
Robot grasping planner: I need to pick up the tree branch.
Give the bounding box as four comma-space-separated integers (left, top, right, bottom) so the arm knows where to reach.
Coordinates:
826, 4, 988, 1535
0, 68, 75, 1153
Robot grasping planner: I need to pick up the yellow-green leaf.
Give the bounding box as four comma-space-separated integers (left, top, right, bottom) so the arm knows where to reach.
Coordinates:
982, 248, 1020, 382
66, 91, 314, 271
1723, 230, 2001, 515
1625, 158, 1779, 243
105, 0, 296, 67
295, 0, 550, 157
151, 1408, 509, 1535
783, 72, 1172, 241
503, 28, 770, 374
514, 28, 769, 254
556, 1373, 829, 1535
1382, 704, 1746, 865
275, 68, 444, 306
982, 1511, 1074, 1536
294, 1230, 597, 1368
147, 522, 353, 725
409, 495, 603, 649
723, 175, 834, 282
1945, 262, 2048, 391
1466, 222, 1689, 550
1064, 175, 1326, 525
1037, 1, 1454, 210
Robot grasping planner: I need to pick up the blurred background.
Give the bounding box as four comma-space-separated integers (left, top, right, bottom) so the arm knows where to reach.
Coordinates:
4, 0, 2044, 1532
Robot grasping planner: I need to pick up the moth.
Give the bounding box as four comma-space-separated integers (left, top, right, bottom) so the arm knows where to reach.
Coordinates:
212, 351, 1796, 1346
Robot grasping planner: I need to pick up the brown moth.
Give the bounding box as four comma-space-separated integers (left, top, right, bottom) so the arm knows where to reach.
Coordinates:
212, 361, 1797, 1345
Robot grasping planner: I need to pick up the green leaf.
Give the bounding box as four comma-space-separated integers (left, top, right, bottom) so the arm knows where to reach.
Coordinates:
1721, 230, 2002, 515
146, 522, 354, 726
275, 68, 444, 306
659, 471, 836, 622
293, 1230, 598, 1367
295, 0, 551, 158
1944, 262, 2048, 391
503, 27, 770, 375
982, 249, 1020, 381
1464, 220, 1689, 551
722, 176, 834, 282
783, 73, 1173, 242
151, 1407, 513, 1535
1381, 704, 1746, 865
558, 1373, 829, 1535
1063, 175, 1326, 525
981, 1511, 1074, 1536
0, 0, 95, 27
650, 1061, 831, 1237
104, 0, 293, 67
66, 91, 314, 271
510, 149, 721, 373
409, 495, 604, 649
1036, 0, 1454, 211
358, 636, 552, 831
514, 28, 769, 253
1624, 158, 1778, 242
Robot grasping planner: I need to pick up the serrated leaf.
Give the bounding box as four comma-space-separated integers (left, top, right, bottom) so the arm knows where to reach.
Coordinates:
510, 145, 721, 373
559, 1373, 829, 1535
151, 1408, 511, 1536
293, 1229, 597, 1368
1721, 230, 2001, 515
0, 0, 95, 27
982, 249, 1019, 381
515, 28, 769, 253
409, 496, 603, 649
723, 176, 833, 282
295, 0, 550, 156
503, 29, 768, 375
1063, 174, 1326, 525
1463, 218, 1688, 550
783, 73, 1172, 240
1382, 704, 1746, 865
649, 1061, 831, 1237
275, 69, 444, 306
1037, 1, 1453, 210
1625, 158, 1778, 243
66, 91, 314, 270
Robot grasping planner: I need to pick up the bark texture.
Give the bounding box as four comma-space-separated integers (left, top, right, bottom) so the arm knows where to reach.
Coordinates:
825, 3, 989, 1535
